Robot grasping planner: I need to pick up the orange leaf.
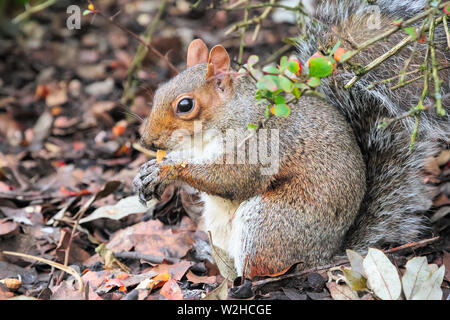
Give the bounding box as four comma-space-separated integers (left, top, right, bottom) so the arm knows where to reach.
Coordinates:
119, 285, 127, 292
60, 186, 91, 196
35, 84, 50, 99
112, 123, 126, 137
418, 33, 426, 43
153, 271, 171, 282
117, 273, 130, 280
333, 47, 347, 62
115, 144, 130, 156
270, 106, 275, 115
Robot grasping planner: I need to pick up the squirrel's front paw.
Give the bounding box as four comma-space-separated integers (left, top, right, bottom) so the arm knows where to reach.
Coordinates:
133, 159, 171, 205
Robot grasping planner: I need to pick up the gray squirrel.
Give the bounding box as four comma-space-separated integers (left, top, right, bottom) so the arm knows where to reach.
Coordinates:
133, 0, 449, 278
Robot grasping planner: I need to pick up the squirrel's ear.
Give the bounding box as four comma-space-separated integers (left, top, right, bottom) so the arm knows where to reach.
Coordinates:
186, 39, 209, 68
206, 45, 230, 80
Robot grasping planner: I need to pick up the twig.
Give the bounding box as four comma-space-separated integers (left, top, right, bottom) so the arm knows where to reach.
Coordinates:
428, 10, 445, 116
2, 251, 83, 292
225, 0, 277, 35
262, 43, 293, 65
390, 64, 450, 90
252, 236, 440, 290
397, 41, 418, 86
121, 0, 168, 107
339, 1, 450, 65
344, 15, 444, 89
344, 35, 415, 89
12, 0, 58, 24
252, 259, 350, 290
384, 236, 440, 253
87, 1, 178, 74
114, 251, 181, 265
238, 1, 249, 64
444, 15, 450, 49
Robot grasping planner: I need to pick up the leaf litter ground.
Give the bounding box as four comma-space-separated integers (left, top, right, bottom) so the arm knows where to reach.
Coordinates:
0, 1, 449, 300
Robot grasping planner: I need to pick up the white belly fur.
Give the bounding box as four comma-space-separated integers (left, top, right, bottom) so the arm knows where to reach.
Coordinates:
201, 193, 241, 254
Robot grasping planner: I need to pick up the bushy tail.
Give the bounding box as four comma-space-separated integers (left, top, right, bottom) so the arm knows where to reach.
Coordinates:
296, 0, 450, 250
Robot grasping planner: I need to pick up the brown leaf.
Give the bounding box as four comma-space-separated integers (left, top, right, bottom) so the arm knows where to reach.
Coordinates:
326, 282, 359, 300
107, 219, 195, 260
186, 270, 217, 284
0, 220, 18, 236
160, 278, 184, 300
51, 280, 101, 300
149, 261, 193, 281
82, 270, 110, 289
434, 194, 450, 207
443, 251, 450, 282
0, 284, 14, 300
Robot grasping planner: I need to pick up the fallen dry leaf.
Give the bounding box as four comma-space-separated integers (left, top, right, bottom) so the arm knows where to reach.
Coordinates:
160, 278, 184, 300
0, 220, 18, 236
363, 248, 402, 300
326, 282, 359, 300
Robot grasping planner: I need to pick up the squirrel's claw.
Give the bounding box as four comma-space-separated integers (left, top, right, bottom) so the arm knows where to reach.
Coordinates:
132, 173, 150, 206
134, 159, 164, 206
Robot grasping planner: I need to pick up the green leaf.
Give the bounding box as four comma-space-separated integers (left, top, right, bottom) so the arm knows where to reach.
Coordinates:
342, 268, 368, 291
263, 65, 280, 74
292, 87, 301, 99
250, 69, 263, 80
265, 105, 270, 118
238, 67, 247, 74
287, 60, 300, 75
403, 27, 417, 40
273, 104, 291, 117
308, 57, 333, 78
256, 76, 278, 91
247, 123, 258, 130
280, 56, 288, 70
83, 10, 92, 16
274, 95, 286, 104
293, 82, 308, 90
307, 77, 321, 87
278, 75, 292, 92
340, 51, 353, 62
329, 40, 341, 56
445, 4, 450, 15
247, 55, 259, 66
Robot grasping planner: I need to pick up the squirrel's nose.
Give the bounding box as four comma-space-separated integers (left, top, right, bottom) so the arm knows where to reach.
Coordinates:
139, 136, 158, 151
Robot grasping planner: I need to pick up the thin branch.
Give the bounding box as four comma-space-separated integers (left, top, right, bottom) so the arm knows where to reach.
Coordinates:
428, 10, 445, 116
339, 1, 450, 65
238, 1, 249, 64
87, 1, 178, 74
12, 0, 58, 24
344, 15, 444, 89
121, 0, 168, 107
444, 15, 450, 49
3, 251, 83, 292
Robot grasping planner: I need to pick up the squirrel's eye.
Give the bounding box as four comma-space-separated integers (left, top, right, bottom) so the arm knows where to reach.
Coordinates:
177, 98, 195, 113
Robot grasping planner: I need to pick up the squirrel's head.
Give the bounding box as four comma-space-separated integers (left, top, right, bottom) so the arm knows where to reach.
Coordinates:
141, 39, 254, 152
